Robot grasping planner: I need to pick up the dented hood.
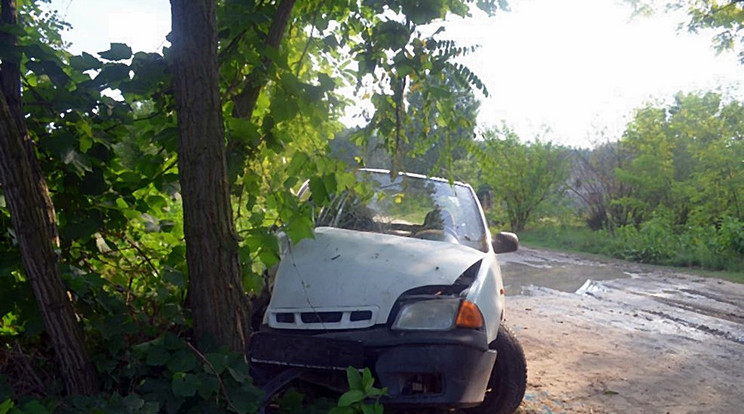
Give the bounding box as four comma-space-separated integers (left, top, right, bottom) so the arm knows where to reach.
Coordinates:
268, 227, 485, 328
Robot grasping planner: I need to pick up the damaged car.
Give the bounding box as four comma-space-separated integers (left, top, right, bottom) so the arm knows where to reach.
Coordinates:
251, 169, 527, 414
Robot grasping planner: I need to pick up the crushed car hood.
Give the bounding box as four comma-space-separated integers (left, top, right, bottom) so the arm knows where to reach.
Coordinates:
267, 227, 485, 329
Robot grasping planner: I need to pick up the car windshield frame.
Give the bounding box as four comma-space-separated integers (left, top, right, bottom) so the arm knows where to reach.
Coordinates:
315, 170, 489, 252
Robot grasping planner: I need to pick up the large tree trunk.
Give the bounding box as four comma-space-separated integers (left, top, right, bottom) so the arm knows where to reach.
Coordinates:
0, 0, 97, 395
170, 0, 252, 353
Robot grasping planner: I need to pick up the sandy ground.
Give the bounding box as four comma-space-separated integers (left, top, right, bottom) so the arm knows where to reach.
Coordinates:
498, 248, 744, 414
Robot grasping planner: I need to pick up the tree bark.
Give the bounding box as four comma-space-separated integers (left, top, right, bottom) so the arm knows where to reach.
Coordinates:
0, 0, 58, 245
0, 0, 97, 395
170, 0, 252, 353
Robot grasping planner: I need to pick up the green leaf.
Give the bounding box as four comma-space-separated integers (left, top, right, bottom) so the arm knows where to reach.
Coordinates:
227, 116, 260, 146
94, 63, 131, 86
362, 368, 374, 392
338, 389, 365, 407
20, 400, 49, 414
197, 375, 220, 399
287, 152, 310, 177
204, 353, 229, 374
346, 367, 362, 391
122, 394, 145, 412
308, 177, 329, 204
373, 20, 410, 50
81, 169, 106, 195
229, 383, 264, 414
146, 343, 171, 366
227, 364, 249, 383
99, 42, 133, 60
163, 270, 186, 288
361, 404, 383, 414
167, 349, 198, 372
285, 214, 314, 244
328, 407, 354, 414
70, 52, 103, 70
25, 60, 69, 87
270, 93, 300, 123
171, 372, 201, 397
0, 399, 14, 414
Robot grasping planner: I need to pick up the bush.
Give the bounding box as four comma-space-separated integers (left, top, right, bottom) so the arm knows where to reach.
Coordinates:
518, 214, 744, 274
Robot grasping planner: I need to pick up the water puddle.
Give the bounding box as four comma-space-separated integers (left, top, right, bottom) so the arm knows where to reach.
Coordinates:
499, 250, 629, 295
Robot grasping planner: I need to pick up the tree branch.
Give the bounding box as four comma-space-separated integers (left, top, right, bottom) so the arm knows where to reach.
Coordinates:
294, 6, 320, 76
232, 0, 296, 119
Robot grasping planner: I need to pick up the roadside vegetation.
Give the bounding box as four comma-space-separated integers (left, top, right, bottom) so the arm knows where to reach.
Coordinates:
468, 92, 744, 278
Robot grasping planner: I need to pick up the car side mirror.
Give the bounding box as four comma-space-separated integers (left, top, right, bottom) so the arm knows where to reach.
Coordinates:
493, 232, 519, 254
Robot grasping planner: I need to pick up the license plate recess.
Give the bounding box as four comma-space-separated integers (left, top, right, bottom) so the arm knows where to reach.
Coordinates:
251, 332, 364, 370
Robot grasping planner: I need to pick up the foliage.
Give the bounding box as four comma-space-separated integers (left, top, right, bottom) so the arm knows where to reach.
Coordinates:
1, 0, 511, 410
1, 333, 263, 414
328, 368, 386, 414
567, 143, 632, 230
330, 66, 481, 176
559, 91, 744, 273
472, 125, 571, 232
519, 217, 744, 275
678, 0, 744, 62
629, 1, 744, 61
570, 91, 744, 230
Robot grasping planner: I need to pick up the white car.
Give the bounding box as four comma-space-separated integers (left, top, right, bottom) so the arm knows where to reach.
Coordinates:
251, 169, 526, 414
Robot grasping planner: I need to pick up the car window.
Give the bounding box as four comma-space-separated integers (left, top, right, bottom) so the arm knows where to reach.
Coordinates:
316, 171, 488, 252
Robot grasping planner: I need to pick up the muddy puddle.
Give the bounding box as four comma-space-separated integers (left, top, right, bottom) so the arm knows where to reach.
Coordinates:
498, 248, 629, 295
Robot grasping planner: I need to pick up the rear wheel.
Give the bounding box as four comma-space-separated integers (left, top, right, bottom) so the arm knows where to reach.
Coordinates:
467, 324, 527, 414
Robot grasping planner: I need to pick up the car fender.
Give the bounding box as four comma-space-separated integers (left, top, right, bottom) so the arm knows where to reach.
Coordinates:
465, 252, 505, 344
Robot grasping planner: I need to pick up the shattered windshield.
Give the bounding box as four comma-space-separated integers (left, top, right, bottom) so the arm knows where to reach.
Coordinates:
316, 171, 488, 252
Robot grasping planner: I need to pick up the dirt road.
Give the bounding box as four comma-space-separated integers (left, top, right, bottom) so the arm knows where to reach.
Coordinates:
498, 248, 744, 414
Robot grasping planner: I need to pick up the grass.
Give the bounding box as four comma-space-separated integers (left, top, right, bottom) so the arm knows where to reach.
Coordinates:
515, 224, 744, 284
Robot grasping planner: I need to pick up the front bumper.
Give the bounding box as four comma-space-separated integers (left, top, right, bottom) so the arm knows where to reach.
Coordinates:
250, 327, 496, 407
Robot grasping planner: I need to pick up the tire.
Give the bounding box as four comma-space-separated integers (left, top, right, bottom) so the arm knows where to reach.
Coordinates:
467, 324, 527, 414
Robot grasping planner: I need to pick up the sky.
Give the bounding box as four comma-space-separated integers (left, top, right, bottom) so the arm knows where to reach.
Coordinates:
50, 0, 743, 148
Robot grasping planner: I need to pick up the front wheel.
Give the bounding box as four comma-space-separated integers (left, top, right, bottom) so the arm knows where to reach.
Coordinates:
467, 324, 527, 414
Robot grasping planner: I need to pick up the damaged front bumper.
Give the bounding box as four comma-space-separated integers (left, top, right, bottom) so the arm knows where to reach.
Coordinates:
250, 327, 496, 407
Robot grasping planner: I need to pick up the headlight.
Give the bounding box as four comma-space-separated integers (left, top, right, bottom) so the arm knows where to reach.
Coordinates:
390, 299, 456, 331
392, 298, 485, 331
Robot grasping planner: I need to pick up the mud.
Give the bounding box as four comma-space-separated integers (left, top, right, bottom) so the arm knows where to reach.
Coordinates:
497, 247, 744, 414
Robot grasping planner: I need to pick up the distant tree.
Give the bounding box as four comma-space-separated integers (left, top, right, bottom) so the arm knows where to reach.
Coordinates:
477, 125, 571, 232
613, 106, 677, 226
569, 142, 634, 230
609, 92, 744, 227
669, 92, 744, 224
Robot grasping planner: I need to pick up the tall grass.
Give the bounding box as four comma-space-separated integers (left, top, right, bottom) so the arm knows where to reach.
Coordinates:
517, 217, 744, 281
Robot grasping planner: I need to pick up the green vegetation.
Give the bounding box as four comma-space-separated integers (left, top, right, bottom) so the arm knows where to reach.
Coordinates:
475, 92, 744, 278
0, 0, 504, 411
518, 224, 744, 283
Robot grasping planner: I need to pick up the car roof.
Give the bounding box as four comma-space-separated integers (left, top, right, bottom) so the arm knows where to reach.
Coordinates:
358, 168, 471, 188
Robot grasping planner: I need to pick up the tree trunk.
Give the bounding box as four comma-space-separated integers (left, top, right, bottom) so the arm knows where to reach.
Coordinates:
170, 0, 252, 353
0, 0, 97, 395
